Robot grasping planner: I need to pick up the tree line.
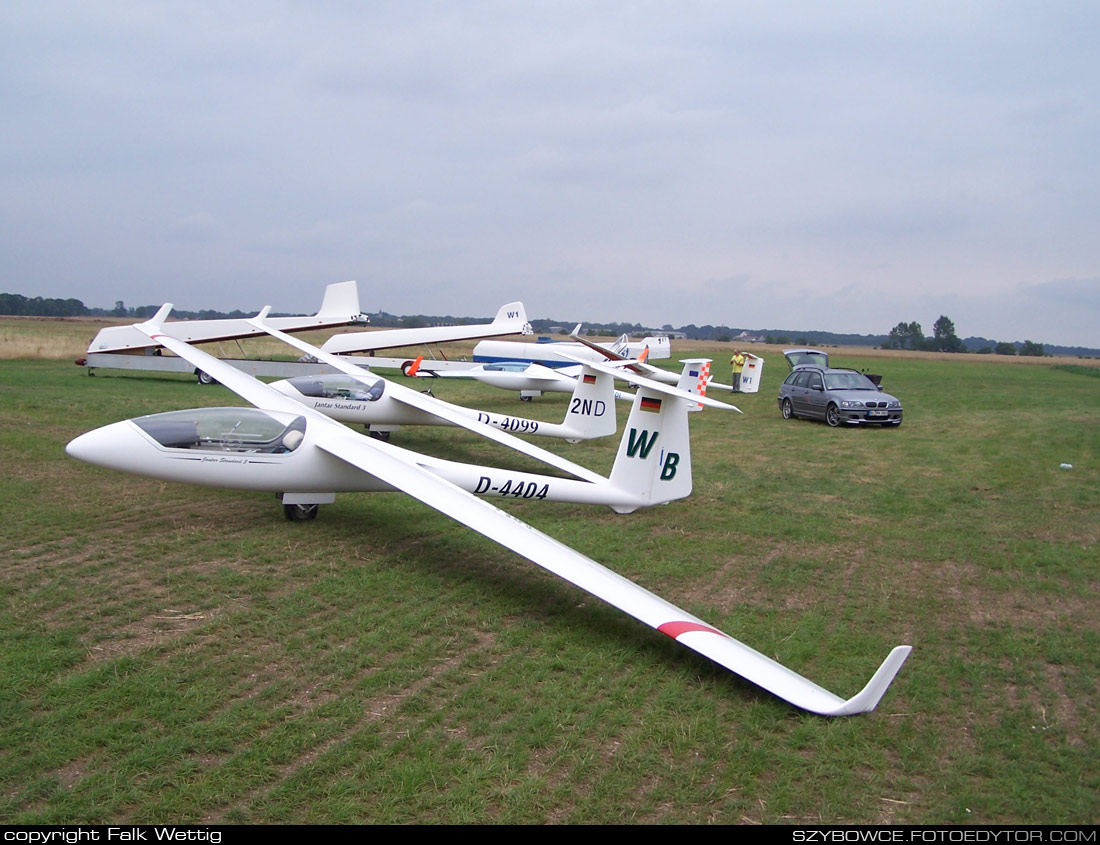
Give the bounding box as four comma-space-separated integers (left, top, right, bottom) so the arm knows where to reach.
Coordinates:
883, 315, 1045, 356
0, 294, 278, 322
0, 293, 89, 317
0, 293, 1061, 357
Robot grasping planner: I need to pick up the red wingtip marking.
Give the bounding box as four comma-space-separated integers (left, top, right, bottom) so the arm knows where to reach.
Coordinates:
658, 621, 728, 639
639, 346, 649, 364
408, 355, 423, 376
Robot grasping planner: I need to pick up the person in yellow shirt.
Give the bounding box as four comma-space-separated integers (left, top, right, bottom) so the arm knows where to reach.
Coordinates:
729, 350, 746, 392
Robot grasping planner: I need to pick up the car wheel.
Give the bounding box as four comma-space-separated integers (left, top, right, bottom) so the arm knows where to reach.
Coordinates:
283, 503, 318, 521
781, 398, 794, 420
826, 403, 841, 427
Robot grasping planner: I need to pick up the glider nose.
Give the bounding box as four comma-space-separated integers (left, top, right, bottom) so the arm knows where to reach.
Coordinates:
269, 379, 298, 399
66, 421, 137, 470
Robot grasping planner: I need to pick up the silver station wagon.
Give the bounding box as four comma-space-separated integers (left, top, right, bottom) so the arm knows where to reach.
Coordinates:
778, 366, 903, 427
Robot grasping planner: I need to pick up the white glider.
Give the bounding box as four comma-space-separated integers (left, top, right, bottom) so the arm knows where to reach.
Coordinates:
320, 301, 531, 355
66, 307, 910, 716
85, 280, 366, 354
256, 313, 619, 442
257, 313, 729, 440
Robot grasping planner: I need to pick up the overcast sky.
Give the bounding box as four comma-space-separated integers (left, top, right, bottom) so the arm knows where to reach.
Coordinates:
3, 2, 1098, 346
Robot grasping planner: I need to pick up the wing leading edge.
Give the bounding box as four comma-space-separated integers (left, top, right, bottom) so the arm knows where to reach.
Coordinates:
314, 428, 910, 716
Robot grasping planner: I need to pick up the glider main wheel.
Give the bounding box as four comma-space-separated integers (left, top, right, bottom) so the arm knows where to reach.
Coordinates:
283, 503, 319, 522
825, 403, 842, 428
196, 370, 218, 386
520, 395, 533, 402
781, 398, 794, 420
368, 430, 391, 442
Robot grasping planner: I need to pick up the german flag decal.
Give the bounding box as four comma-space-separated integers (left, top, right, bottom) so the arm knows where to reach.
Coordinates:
582, 373, 596, 385
640, 396, 662, 413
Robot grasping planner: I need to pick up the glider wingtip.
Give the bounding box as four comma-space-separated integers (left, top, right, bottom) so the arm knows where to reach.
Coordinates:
832, 645, 912, 716
136, 303, 174, 333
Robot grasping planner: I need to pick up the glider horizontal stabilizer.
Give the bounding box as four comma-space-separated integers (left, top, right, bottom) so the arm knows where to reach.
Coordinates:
555, 351, 742, 413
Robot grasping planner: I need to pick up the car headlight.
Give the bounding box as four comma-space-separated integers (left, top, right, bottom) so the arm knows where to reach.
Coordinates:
889, 400, 901, 408
841, 400, 864, 408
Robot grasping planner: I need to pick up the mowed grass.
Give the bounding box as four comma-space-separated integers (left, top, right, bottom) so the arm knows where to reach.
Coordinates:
0, 332, 1097, 824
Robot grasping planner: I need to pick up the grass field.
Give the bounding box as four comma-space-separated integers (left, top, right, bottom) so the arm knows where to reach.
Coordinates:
1, 321, 1097, 824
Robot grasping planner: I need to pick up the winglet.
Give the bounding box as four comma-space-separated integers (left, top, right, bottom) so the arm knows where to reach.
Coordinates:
831, 646, 913, 715
255, 306, 272, 321
139, 303, 175, 334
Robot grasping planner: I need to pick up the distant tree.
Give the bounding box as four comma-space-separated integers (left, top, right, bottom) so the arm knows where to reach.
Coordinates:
112, 300, 128, 317
886, 321, 926, 350
994, 341, 1017, 356
775, 335, 791, 345
932, 315, 964, 352
1020, 340, 1045, 357
0, 293, 88, 316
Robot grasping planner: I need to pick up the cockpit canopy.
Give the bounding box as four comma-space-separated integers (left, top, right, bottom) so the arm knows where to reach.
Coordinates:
286, 375, 385, 402
133, 408, 307, 453
483, 362, 532, 372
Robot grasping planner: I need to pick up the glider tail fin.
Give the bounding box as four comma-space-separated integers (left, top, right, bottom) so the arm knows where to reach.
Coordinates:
558, 366, 618, 441
491, 301, 530, 333
316, 281, 362, 321
676, 358, 712, 412
607, 385, 693, 513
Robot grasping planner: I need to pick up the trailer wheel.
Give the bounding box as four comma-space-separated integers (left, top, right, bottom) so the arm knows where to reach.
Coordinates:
196, 370, 218, 386
400, 360, 415, 376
